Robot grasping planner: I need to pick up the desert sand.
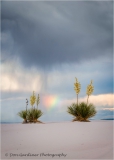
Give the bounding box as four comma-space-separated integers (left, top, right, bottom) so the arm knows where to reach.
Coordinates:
1, 120, 114, 159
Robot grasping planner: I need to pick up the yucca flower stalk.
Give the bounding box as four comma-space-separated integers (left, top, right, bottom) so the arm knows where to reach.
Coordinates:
86, 80, 94, 105
36, 94, 40, 109
26, 98, 28, 112
30, 91, 36, 108
74, 78, 81, 105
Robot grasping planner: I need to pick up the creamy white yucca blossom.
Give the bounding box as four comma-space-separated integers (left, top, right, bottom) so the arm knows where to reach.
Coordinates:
74, 78, 81, 105
86, 80, 94, 96
74, 78, 81, 94
86, 80, 94, 105
36, 94, 40, 109
30, 91, 36, 107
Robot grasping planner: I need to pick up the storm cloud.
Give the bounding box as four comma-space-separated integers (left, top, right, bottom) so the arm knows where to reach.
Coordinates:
1, 1, 113, 68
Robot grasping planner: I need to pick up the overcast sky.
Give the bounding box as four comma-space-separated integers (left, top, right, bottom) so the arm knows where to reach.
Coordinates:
1, 1, 113, 122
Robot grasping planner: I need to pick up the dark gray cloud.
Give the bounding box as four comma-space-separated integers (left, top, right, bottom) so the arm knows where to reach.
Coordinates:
1, 1, 113, 68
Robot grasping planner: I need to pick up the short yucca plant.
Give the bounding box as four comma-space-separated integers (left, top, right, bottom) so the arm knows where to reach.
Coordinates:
18, 91, 43, 123
18, 110, 28, 123
67, 102, 97, 122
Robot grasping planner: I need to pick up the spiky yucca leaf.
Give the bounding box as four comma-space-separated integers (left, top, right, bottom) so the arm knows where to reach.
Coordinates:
32, 108, 43, 119
67, 103, 82, 121
67, 103, 78, 117
18, 110, 27, 120
27, 109, 33, 122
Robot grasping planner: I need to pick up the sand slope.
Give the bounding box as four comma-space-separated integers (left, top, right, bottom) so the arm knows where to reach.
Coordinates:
1, 121, 114, 159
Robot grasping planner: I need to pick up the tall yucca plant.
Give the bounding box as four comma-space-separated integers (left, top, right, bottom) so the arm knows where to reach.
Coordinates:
86, 80, 94, 105
74, 78, 81, 105
30, 91, 36, 107
67, 78, 96, 122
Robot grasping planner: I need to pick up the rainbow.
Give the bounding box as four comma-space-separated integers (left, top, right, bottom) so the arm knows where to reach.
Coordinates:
42, 95, 61, 110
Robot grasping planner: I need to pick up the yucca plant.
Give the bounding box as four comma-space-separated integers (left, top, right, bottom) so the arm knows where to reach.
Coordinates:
18, 91, 43, 123
27, 108, 43, 123
18, 110, 28, 123
67, 102, 97, 122
67, 78, 96, 122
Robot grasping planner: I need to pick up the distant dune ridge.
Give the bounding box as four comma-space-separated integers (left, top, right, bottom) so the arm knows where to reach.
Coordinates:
1, 121, 113, 159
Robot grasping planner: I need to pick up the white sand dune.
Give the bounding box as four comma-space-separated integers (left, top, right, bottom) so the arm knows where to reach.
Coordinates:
1, 120, 114, 159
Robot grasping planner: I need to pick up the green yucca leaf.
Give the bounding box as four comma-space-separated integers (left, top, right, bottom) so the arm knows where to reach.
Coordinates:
18, 110, 27, 120
67, 103, 79, 117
